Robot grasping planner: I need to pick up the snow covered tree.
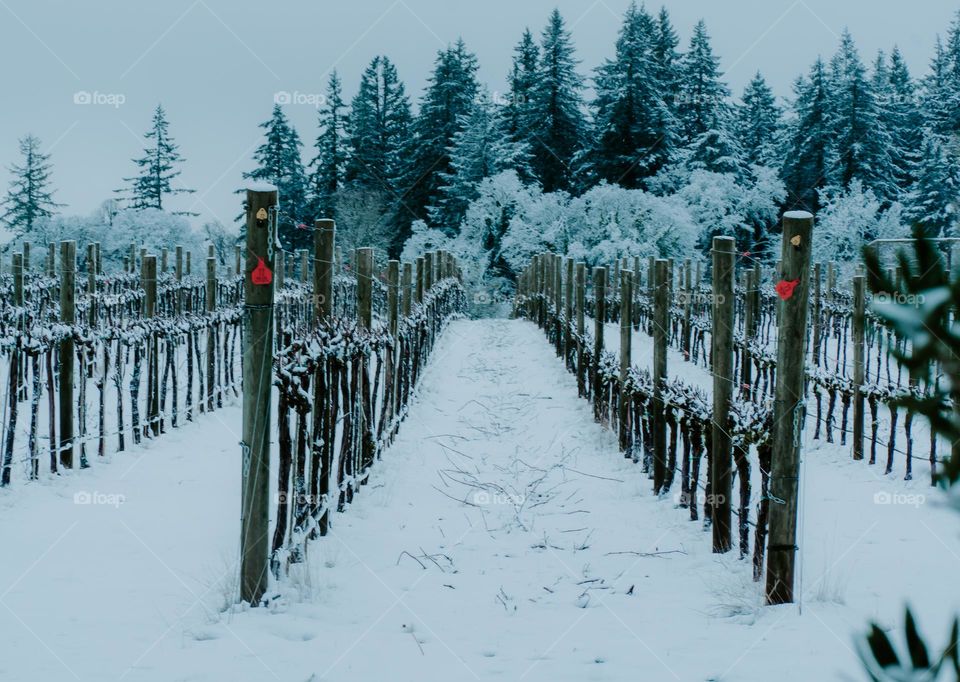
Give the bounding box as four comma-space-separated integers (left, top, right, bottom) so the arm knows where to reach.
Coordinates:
429, 89, 527, 230
685, 116, 746, 178
875, 47, 923, 193
829, 30, 897, 202
527, 9, 586, 192
677, 20, 730, 144
588, 2, 677, 188
652, 7, 682, 118
503, 29, 540, 182
782, 59, 839, 213
308, 71, 348, 221
117, 105, 194, 214
906, 130, 958, 236
346, 56, 412, 197
814, 180, 897, 262
403, 40, 479, 243
736, 72, 781, 167
243, 105, 310, 249
2, 134, 62, 237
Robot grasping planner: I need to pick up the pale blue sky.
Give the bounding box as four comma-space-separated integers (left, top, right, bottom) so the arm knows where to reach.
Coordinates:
0, 0, 955, 230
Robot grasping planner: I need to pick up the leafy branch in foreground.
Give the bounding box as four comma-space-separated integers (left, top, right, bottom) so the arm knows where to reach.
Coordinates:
860, 227, 960, 680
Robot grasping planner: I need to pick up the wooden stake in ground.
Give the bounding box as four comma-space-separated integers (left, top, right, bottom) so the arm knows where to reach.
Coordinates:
652, 259, 669, 493
711, 236, 736, 553
144, 255, 160, 437
592, 267, 607, 410
852, 275, 866, 460
206, 256, 217, 411
240, 185, 277, 606
765, 211, 814, 605
619, 269, 633, 455
59, 241, 76, 469
314, 219, 335, 323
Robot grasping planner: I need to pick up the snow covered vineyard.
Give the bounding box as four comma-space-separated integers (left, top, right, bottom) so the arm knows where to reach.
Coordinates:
0, 202, 957, 681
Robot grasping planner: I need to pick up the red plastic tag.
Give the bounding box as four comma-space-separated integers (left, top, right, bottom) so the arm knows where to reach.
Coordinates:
251, 257, 272, 285
775, 279, 799, 300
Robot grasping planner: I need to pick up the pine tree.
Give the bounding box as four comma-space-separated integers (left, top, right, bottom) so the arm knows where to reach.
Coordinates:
118, 105, 195, 214
308, 71, 348, 220
877, 47, 923, 193
736, 72, 780, 167
429, 89, 528, 229
829, 30, 897, 202
1, 135, 62, 236
906, 130, 958, 236
923, 37, 954, 139
677, 20, 730, 144
589, 2, 677, 187
346, 56, 412, 197
503, 29, 540, 182
403, 39, 479, 241
528, 9, 586, 192
782, 59, 839, 213
685, 116, 746, 177
243, 104, 309, 249
652, 7, 682, 118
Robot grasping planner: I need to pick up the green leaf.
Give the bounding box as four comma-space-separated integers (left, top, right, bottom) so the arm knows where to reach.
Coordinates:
867, 623, 900, 669
905, 608, 932, 669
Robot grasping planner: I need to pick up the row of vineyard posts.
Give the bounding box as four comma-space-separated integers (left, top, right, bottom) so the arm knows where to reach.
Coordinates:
237, 186, 466, 606
515, 211, 938, 605
0, 236, 250, 486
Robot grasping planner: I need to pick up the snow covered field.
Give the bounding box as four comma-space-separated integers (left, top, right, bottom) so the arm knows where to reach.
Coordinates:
0, 318, 956, 681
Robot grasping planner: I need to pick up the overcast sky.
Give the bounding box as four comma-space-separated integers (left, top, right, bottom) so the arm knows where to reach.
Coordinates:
0, 0, 956, 231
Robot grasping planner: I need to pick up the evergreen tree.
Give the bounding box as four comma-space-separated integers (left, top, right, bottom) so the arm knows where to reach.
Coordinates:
677, 20, 730, 144
308, 71, 349, 220
503, 29, 540, 182
118, 105, 194, 214
652, 7, 682, 118
782, 59, 839, 213
877, 47, 923, 193
736, 72, 780, 167
1, 135, 62, 236
906, 130, 958, 236
589, 2, 677, 187
685, 116, 746, 177
829, 30, 897, 201
429, 89, 527, 229
243, 105, 309, 249
346, 56, 412, 196
528, 9, 586, 192
403, 39, 479, 241
923, 37, 954, 139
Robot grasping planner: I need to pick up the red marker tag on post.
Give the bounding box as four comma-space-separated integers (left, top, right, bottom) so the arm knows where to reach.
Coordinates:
775, 279, 799, 300
251, 257, 272, 285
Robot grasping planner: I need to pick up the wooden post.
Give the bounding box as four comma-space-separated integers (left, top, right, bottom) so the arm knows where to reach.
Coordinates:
47, 243, 55, 277
386, 259, 399, 427
683, 258, 693, 357
766, 211, 814, 605
619, 269, 633, 455
59, 241, 76, 469
235, 245, 242, 277
300, 249, 309, 285
144, 255, 159, 437
161, 248, 169, 274
87, 244, 97, 327
741, 267, 754, 397
402, 263, 413, 316
22, 242, 30, 272
652, 259, 669, 494
593, 267, 607, 406
206, 256, 216, 411
416, 257, 425, 303
812, 263, 822, 367
95, 242, 102, 275
852, 275, 866, 460
314, 220, 335, 322
357, 248, 373, 329
240, 186, 277, 607
711, 236, 736, 553
186, 251, 192, 276
424, 252, 434, 292
12, 253, 23, 307
564, 258, 573, 362
276, 250, 285, 289
826, 261, 836, 303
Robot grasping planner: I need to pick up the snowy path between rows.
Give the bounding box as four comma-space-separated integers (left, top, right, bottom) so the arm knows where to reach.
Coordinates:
0, 318, 957, 681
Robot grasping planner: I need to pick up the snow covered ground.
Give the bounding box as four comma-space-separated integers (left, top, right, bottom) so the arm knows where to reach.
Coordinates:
0, 318, 957, 681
